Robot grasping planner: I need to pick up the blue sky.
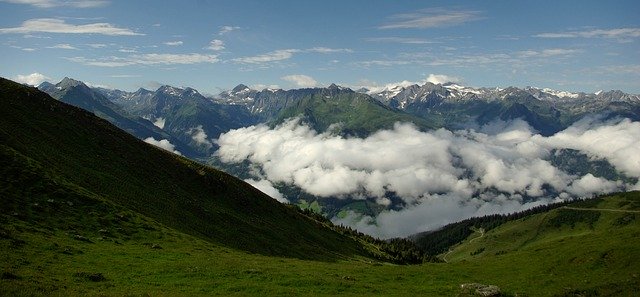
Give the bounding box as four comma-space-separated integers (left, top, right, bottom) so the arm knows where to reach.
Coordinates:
1, 0, 639, 94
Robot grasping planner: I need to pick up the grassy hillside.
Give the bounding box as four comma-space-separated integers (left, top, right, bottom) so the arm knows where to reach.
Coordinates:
0, 77, 371, 261
441, 191, 640, 296
2, 190, 638, 296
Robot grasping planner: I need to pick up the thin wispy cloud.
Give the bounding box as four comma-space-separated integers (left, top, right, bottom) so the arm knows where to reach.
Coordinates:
87, 43, 107, 48
233, 49, 298, 64
601, 65, 640, 75
218, 25, 240, 35
516, 48, 579, 58
535, 27, 640, 42
1, 0, 108, 8
206, 39, 225, 51
0, 18, 143, 36
233, 47, 353, 65
47, 43, 78, 50
118, 48, 137, 53
163, 41, 183, 46
307, 47, 353, 54
379, 8, 483, 29
354, 47, 579, 69
365, 37, 439, 44
68, 53, 219, 67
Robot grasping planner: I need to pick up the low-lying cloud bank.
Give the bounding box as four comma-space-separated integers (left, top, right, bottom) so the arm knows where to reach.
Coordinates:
216, 117, 640, 238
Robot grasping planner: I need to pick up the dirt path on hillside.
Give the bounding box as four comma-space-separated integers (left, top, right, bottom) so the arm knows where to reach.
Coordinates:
441, 228, 484, 263
468, 228, 485, 244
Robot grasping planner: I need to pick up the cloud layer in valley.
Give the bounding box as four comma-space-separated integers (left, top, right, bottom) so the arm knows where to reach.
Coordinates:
216, 117, 640, 238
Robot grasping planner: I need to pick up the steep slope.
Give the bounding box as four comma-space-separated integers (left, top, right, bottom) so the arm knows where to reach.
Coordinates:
38, 78, 196, 157
0, 77, 369, 260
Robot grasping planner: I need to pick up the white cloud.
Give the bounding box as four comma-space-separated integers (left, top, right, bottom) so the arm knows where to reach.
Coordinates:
118, 48, 137, 53
232, 47, 352, 65
516, 48, 579, 58
164, 41, 183, 46
356, 79, 419, 94
0, 18, 143, 36
188, 125, 212, 149
153, 117, 165, 129
535, 27, 640, 42
244, 179, 288, 203
87, 43, 107, 48
426, 74, 460, 85
567, 174, 621, 197
542, 117, 640, 178
219, 25, 240, 35
216, 117, 640, 238
67, 53, 219, 67
251, 84, 280, 90
307, 47, 353, 54
233, 49, 299, 64
206, 39, 225, 51
364, 37, 438, 44
14, 72, 50, 85
379, 8, 483, 29
1, 0, 108, 8
144, 137, 181, 155
281, 74, 318, 88
47, 43, 78, 49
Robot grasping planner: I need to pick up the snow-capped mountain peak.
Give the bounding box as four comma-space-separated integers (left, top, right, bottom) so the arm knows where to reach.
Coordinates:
541, 88, 579, 99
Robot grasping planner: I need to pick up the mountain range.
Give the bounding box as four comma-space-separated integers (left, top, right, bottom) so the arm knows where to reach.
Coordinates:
37, 78, 640, 158
362, 82, 640, 135
2, 77, 640, 295
32, 77, 640, 225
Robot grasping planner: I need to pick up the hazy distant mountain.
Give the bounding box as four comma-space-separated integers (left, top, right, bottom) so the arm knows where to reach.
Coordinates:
97, 84, 257, 157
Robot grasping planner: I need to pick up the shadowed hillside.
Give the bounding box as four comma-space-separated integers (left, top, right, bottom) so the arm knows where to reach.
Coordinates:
0, 77, 369, 261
